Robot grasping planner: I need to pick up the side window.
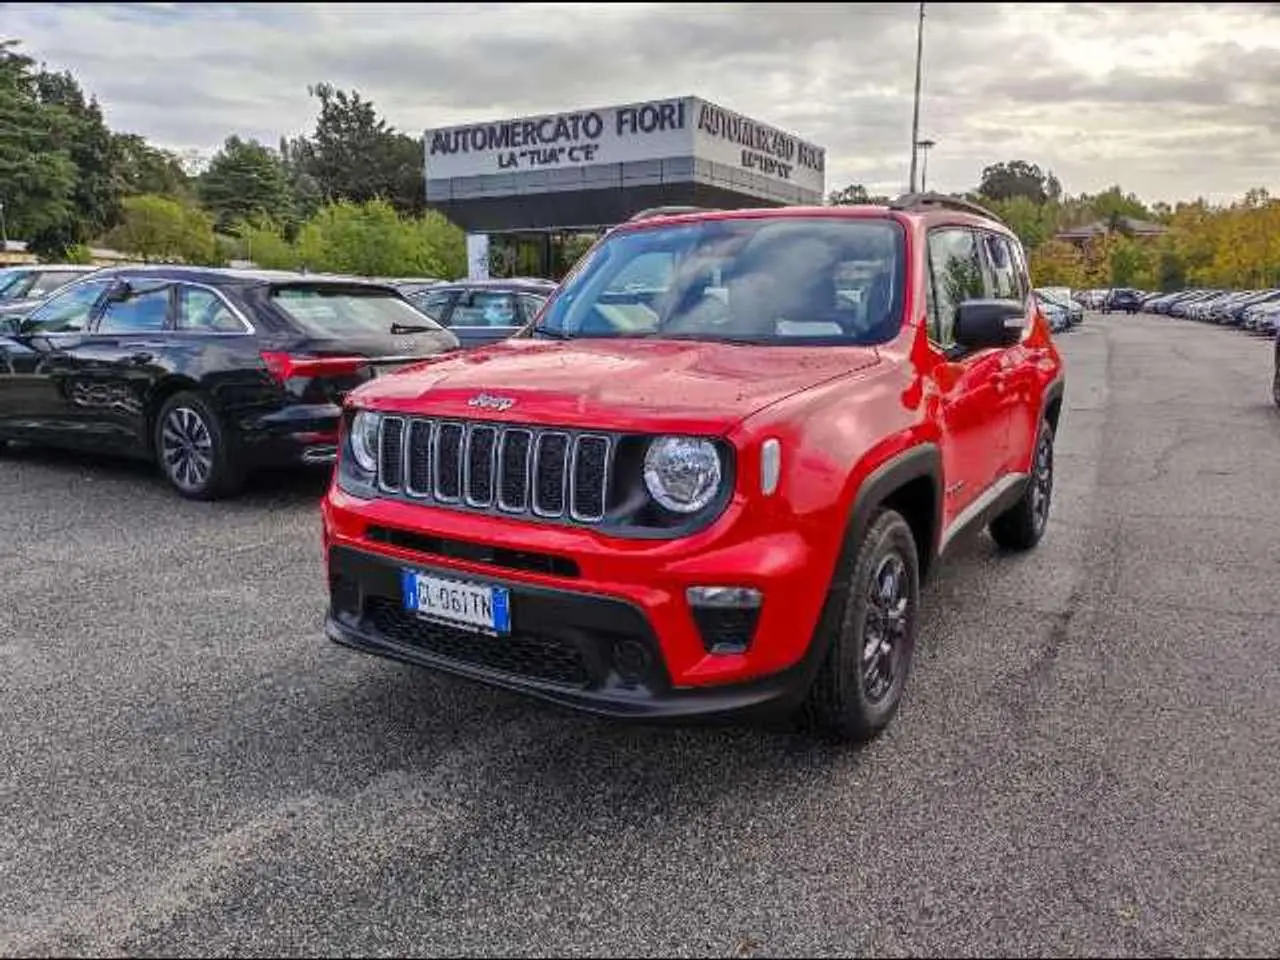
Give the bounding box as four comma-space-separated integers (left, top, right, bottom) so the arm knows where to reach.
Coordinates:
98, 286, 171, 334
451, 291, 518, 328
926, 228, 985, 347
22, 279, 112, 333
1005, 237, 1032, 301
518, 293, 547, 321
176, 285, 246, 333
982, 232, 1025, 301
414, 290, 456, 322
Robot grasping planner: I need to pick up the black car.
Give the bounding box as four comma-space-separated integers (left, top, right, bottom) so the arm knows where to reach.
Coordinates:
401, 278, 556, 347
1105, 288, 1144, 313
0, 265, 460, 499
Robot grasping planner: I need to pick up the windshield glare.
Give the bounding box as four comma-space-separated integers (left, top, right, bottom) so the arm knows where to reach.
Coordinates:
537, 216, 906, 345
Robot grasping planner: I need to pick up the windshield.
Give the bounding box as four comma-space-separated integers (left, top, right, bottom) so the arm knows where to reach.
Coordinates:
535, 216, 906, 345
269, 285, 446, 336
0, 270, 35, 301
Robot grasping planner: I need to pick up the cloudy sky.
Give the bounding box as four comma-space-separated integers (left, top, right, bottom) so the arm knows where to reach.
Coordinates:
8, 1, 1279, 203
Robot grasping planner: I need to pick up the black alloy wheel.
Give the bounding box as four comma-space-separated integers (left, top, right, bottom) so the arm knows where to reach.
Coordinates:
154, 391, 245, 500
160, 405, 215, 494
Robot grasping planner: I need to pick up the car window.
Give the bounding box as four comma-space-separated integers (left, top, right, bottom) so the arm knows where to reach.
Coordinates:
452, 291, 519, 328
413, 290, 456, 322
176, 285, 246, 333
27, 271, 84, 299
0, 270, 36, 301
982, 233, 1025, 301
926, 228, 985, 347
22, 279, 113, 333
98, 286, 171, 333
518, 293, 547, 321
270, 285, 446, 336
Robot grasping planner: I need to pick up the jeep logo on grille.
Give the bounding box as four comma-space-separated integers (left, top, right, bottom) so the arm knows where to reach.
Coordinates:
467, 393, 516, 411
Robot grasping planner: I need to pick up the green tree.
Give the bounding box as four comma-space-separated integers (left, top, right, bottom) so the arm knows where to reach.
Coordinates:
197, 135, 292, 233
0, 41, 78, 254
984, 195, 1058, 251
102, 194, 218, 264
32, 66, 118, 250
977, 160, 1062, 205
288, 83, 424, 215
112, 133, 190, 197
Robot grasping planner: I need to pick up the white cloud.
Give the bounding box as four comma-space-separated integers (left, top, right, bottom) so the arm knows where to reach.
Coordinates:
9, 1, 1280, 203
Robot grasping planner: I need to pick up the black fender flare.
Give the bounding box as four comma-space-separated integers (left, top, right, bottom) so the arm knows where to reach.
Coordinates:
846, 442, 943, 574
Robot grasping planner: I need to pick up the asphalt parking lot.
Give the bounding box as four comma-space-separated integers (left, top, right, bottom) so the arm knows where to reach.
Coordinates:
2, 314, 1278, 957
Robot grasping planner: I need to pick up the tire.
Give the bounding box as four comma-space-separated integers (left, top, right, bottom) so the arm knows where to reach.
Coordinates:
803, 508, 921, 743
1272, 365, 1280, 409
989, 419, 1055, 552
153, 391, 245, 500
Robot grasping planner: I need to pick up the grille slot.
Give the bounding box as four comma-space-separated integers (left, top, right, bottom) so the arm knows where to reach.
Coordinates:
405, 420, 433, 497
377, 417, 612, 526
533, 432, 570, 517
378, 417, 404, 491
433, 422, 465, 501
465, 425, 498, 507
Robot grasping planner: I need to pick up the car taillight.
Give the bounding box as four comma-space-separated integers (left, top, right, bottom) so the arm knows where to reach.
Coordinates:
260, 351, 367, 383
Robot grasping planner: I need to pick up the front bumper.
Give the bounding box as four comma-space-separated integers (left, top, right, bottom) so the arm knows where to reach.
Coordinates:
325, 543, 826, 720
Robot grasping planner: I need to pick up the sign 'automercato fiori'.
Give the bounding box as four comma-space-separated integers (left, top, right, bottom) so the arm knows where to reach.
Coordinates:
424, 96, 825, 196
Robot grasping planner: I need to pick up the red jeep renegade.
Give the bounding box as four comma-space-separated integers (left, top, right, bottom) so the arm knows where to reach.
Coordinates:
322, 194, 1065, 741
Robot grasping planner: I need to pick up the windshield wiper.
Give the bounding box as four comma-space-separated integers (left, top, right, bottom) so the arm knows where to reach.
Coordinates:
390, 322, 437, 334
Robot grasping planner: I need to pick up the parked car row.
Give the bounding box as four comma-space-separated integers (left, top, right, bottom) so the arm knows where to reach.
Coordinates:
1141, 287, 1280, 336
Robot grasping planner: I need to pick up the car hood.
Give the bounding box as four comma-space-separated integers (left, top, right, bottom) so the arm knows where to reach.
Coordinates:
352, 337, 881, 433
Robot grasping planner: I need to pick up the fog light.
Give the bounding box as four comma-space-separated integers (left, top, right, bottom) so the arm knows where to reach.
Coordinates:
687, 586, 762, 654
686, 586, 762, 609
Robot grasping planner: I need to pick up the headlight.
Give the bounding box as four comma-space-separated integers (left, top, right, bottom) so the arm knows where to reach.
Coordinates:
643, 436, 723, 514
349, 410, 382, 473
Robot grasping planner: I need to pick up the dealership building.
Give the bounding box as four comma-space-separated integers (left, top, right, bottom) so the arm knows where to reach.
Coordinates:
423, 96, 827, 279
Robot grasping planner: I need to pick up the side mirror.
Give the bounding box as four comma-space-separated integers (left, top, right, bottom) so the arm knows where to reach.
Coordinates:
954, 299, 1025, 350
0, 315, 21, 337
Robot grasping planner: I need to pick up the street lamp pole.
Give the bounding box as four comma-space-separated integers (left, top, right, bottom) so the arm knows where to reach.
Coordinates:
907, 1, 926, 193
917, 139, 936, 191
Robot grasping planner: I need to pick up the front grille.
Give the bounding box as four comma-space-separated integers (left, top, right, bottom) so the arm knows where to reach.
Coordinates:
365, 597, 590, 687
377, 417, 613, 524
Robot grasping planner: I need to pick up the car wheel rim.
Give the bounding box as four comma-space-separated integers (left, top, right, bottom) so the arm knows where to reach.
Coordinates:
1031, 430, 1054, 530
161, 407, 214, 491
862, 552, 909, 704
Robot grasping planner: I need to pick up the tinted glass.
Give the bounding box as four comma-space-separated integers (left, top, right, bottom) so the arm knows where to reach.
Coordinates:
413, 290, 455, 321
98, 286, 171, 333
452, 291, 519, 327
982, 233, 1025, 301
177, 285, 246, 332
270, 286, 445, 335
536, 216, 906, 345
23, 279, 112, 333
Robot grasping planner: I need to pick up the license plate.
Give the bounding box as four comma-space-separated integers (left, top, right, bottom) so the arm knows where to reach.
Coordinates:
401, 569, 511, 635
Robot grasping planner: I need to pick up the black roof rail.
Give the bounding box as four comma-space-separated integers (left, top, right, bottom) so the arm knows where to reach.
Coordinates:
888, 191, 1005, 225
625, 205, 722, 222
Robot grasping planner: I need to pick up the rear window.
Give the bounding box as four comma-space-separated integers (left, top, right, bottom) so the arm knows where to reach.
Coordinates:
269, 285, 445, 336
